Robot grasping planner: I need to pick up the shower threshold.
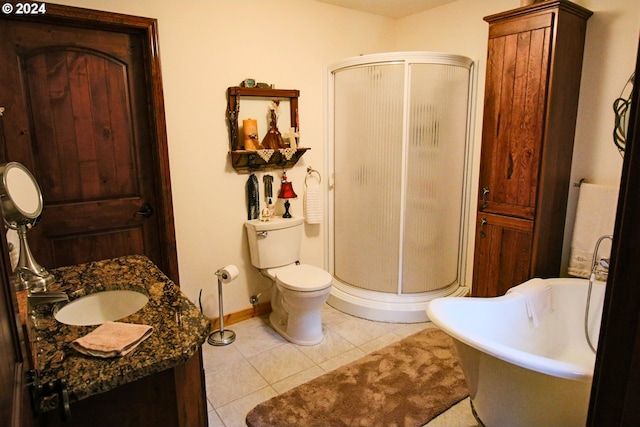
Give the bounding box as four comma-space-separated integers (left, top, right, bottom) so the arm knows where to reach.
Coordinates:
327, 279, 469, 323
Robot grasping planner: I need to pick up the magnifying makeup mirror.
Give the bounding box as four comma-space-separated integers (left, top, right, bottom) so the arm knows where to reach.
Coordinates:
0, 162, 54, 291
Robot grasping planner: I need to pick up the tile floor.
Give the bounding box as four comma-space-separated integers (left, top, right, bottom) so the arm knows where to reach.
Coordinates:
202, 304, 477, 427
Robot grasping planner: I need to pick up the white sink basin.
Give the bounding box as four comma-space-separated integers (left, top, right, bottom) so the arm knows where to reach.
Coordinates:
54, 289, 149, 326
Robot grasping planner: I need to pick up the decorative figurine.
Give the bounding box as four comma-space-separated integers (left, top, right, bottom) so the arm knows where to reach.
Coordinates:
261, 101, 286, 149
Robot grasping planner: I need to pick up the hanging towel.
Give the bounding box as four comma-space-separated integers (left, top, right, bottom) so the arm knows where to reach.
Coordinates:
247, 174, 260, 220
568, 183, 618, 278
506, 278, 552, 327
71, 321, 153, 358
304, 183, 322, 224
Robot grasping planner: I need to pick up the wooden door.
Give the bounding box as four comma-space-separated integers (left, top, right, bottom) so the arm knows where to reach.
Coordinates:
0, 7, 178, 281
472, 213, 532, 297
477, 12, 552, 221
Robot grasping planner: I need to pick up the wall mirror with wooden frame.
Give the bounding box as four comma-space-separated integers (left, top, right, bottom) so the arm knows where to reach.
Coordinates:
226, 86, 309, 172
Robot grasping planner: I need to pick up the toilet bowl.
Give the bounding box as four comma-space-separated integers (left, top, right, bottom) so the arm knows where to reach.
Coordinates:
245, 216, 333, 345
264, 263, 332, 345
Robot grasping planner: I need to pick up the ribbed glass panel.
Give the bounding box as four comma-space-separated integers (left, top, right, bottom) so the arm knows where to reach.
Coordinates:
333, 63, 404, 293
331, 54, 472, 297
402, 63, 470, 293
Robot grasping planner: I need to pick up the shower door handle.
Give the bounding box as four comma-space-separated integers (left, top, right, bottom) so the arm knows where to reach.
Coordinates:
481, 187, 490, 210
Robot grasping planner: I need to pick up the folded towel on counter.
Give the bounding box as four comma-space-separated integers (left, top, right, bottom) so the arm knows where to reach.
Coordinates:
71, 321, 153, 358
506, 278, 552, 327
304, 183, 322, 224
568, 183, 618, 278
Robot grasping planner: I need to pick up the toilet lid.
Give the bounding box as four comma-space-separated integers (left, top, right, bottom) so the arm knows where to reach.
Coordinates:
275, 264, 332, 292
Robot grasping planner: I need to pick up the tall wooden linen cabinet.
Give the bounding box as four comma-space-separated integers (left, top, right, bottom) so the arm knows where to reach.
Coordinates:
472, 0, 592, 297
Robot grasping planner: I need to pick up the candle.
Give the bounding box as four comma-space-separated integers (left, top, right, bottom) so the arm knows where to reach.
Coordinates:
243, 119, 259, 150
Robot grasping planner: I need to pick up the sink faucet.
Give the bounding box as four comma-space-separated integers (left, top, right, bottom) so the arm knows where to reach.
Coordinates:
20, 267, 68, 308
27, 290, 69, 307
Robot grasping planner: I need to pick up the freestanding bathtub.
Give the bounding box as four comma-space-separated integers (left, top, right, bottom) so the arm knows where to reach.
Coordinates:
426, 277, 605, 427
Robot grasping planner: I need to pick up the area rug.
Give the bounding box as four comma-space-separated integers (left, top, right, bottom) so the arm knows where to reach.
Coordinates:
246, 327, 469, 427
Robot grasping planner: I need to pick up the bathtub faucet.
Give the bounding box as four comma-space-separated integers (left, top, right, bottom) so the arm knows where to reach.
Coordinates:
590, 235, 613, 281
585, 234, 613, 354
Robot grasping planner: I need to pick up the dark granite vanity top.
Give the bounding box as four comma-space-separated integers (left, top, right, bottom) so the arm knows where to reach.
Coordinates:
25, 255, 211, 405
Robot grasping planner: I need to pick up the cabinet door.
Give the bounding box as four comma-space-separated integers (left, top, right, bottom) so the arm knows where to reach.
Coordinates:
478, 13, 553, 220
472, 213, 533, 297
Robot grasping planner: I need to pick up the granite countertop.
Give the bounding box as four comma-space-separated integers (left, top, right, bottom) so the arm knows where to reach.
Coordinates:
24, 255, 211, 406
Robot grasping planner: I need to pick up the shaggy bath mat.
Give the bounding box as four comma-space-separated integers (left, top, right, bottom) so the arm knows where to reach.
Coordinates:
246, 327, 469, 427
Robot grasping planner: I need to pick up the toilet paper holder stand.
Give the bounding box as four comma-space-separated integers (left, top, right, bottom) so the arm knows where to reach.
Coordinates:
207, 267, 237, 346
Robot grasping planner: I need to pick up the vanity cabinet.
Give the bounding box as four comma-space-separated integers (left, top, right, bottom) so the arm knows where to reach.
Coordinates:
39, 352, 206, 427
25, 256, 211, 427
472, 0, 592, 297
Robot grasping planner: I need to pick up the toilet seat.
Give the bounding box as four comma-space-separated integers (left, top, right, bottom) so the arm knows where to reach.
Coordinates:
268, 264, 332, 292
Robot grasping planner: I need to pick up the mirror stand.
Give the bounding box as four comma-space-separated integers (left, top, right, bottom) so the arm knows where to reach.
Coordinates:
0, 161, 54, 292
10, 222, 54, 291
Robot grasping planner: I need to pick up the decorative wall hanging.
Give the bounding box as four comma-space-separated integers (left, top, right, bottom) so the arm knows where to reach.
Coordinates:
226, 86, 309, 172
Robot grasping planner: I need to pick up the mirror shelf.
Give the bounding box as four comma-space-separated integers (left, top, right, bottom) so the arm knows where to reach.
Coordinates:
227, 86, 308, 172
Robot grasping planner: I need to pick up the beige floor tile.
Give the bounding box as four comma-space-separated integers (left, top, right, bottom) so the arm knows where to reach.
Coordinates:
207, 408, 225, 427
359, 332, 403, 354
327, 315, 397, 346
205, 356, 268, 409
247, 343, 315, 383
230, 316, 287, 358
216, 386, 278, 427
295, 328, 355, 364
201, 340, 245, 373
390, 321, 432, 338
318, 346, 366, 372
271, 365, 326, 394
423, 397, 477, 427
321, 303, 353, 325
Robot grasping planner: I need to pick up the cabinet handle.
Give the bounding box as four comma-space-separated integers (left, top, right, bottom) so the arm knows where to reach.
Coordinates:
481, 187, 490, 210
480, 217, 487, 238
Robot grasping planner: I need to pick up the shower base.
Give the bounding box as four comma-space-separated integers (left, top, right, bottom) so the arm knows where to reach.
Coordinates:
327, 279, 469, 323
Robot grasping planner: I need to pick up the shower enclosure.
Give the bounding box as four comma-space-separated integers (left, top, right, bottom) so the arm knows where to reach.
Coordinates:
326, 52, 475, 322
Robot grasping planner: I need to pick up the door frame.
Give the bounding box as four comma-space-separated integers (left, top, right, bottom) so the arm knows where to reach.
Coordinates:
586, 32, 640, 426
0, 2, 179, 283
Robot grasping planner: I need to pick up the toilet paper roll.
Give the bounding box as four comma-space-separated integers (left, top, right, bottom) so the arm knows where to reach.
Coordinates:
217, 265, 239, 283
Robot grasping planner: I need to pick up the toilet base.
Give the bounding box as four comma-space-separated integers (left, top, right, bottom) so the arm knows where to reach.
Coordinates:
269, 311, 324, 346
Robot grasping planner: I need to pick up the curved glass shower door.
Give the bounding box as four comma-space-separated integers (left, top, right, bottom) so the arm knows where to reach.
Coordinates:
328, 52, 474, 321
333, 62, 405, 293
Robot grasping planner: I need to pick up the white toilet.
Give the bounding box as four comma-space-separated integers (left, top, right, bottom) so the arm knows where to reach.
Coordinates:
245, 216, 332, 345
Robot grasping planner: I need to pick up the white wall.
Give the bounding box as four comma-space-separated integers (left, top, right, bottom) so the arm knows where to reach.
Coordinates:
50, 0, 640, 317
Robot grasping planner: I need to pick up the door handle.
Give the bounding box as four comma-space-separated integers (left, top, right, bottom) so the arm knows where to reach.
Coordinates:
480, 217, 487, 238
135, 202, 153, 218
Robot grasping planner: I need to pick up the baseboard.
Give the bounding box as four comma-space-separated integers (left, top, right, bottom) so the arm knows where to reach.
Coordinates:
209, 302, 271, 330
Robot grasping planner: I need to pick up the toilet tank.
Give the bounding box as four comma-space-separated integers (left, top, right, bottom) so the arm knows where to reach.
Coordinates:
245, 216, 304, 268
